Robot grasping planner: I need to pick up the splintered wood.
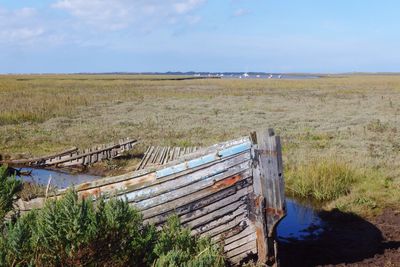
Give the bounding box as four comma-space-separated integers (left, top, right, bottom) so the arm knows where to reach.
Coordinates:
2, 138, 138, 168
136, 146, 199, 170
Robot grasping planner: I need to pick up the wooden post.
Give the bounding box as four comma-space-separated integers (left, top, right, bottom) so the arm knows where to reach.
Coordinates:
251, 129, 285, 266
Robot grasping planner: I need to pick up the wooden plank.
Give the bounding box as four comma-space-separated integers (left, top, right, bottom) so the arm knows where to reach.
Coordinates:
224, 232, 257, 252
226, 239, 257, 259
229, 246, 257, 266
212, 223, 248, 243
1, 147, 78, 165
263, 130, 285, 236
142, 176, 252, 221
179, 186, 252, 225
184, 201, 246, 230
193, 212, 248, 238
29, 139, 138, 167
137, 146, 201, 170
137, 146, 153, 170
132, 165, 251, 210
74, 151, 249, 204
68, 150, 249, 197
144, 179, 253, 225
223, 225, 254, 246
155, 142, 251, 178
117, 153, 250, 203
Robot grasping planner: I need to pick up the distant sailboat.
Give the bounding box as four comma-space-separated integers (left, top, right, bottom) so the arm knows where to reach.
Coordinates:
278, 74, 282, 79
268, 74, 273, 79
243, 72, 249, 78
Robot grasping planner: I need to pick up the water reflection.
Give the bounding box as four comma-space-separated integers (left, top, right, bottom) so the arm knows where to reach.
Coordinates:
278, 198, 324, 241
19, 168, 101, 189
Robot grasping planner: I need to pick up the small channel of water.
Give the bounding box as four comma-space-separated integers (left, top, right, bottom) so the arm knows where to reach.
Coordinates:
19, 168, 101, 189
278, 198, 325, 241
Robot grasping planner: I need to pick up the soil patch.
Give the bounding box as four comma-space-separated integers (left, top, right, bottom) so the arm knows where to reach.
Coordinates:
279, 208, 400, 267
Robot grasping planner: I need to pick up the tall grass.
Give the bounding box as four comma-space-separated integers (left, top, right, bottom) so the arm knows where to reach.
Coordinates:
285, 158, 360, 202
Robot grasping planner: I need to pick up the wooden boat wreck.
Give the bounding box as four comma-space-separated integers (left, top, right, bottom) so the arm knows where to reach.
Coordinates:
136, 145, 199, 170
1, 138, 137, 168
16, 129, 286, 266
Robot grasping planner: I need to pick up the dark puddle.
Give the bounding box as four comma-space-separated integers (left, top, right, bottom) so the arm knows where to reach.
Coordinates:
278, 198, 325, 241
278, 199, 400, 266
18, 167, 101, 189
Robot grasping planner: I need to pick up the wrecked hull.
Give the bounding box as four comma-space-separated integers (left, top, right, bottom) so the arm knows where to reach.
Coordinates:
16, 129, 285, 266
2, 138, 137, 168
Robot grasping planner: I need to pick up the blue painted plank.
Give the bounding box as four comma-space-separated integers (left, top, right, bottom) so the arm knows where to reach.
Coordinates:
155, 141, 251, 179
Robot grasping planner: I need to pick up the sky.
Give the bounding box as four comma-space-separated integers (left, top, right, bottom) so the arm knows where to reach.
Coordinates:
1, 0, 400, 73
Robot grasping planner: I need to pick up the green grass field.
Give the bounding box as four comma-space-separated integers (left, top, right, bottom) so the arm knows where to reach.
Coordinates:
1, 74, 399, 216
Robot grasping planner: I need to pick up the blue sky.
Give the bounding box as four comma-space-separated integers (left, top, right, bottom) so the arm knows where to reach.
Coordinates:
1, 0, 400, 73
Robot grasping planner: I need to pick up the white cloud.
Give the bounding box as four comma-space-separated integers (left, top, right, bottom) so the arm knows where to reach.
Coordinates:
0, 7, 46, 44
174, 0, 205, 14
232, 8, 251, 17
53, 0, 206, 31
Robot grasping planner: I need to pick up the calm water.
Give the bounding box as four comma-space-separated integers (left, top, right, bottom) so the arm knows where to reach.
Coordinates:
277, 198, 324, 241
220, 74, 320, 80
19, 168, 101, 189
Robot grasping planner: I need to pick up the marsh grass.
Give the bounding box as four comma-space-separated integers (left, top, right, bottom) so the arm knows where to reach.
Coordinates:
285, 157, 359, 201
1, 74, 399, 216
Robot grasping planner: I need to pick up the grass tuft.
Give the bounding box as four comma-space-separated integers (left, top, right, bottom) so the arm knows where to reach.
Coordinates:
285, 157, 359, 202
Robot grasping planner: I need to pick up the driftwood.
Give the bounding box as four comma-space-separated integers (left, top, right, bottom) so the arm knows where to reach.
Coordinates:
1, 138, 138, 168
136, 146, 199, 170
15, 129, 285, 266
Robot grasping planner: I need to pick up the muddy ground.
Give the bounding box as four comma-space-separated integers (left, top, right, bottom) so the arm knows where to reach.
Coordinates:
279, 209, 400, 267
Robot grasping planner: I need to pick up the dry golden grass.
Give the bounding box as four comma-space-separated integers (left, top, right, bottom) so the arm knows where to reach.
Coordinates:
1, 74, 399, 216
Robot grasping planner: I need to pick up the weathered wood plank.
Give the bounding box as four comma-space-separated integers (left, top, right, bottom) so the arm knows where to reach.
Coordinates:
141, 176, 252, 220
226, 240, 257, 259
133, 166, 251, 211
223, 224, 254, 246
69, 137, 250, 193
1, 147, 78, 165
118, 153, 250, 203
184, 201, 247, 230
179, 186, 252, 225
156, 142, 251, 178
224, 232, 257, 252
229, 246, 257, 266
144, 179, 253, 225
193, 212, 248, 237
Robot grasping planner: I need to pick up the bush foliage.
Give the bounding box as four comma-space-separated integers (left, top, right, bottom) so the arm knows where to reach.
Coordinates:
0, 165, 22, 222
0, 187, 224, 267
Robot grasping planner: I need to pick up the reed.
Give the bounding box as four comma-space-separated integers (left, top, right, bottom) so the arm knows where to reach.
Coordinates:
285, 157, 359, 201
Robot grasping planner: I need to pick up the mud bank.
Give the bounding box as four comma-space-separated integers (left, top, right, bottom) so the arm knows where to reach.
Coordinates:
279, 208, 400, 267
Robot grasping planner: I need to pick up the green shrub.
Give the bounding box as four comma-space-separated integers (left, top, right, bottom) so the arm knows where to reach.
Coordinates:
0, 165, 22, 222
153, 216, 224, 267
0, 190, 225, 267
